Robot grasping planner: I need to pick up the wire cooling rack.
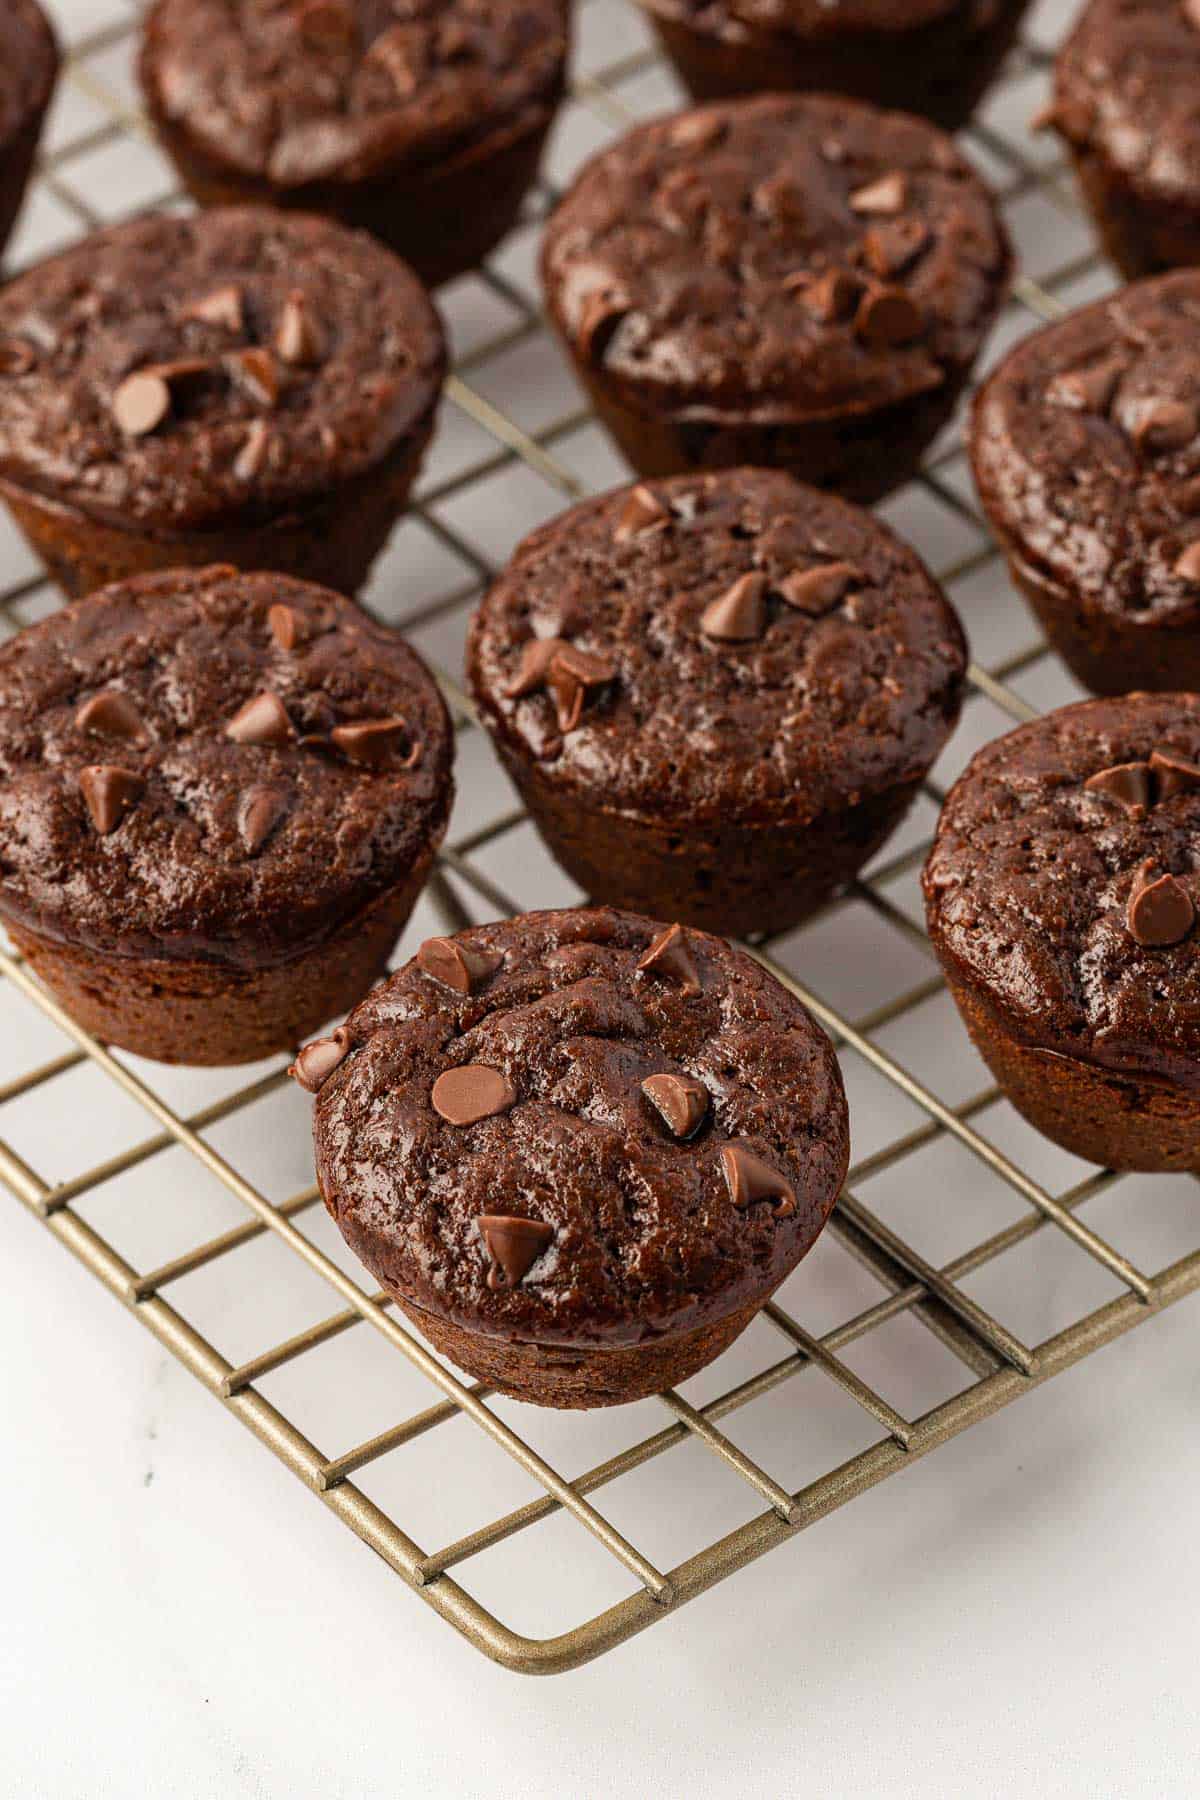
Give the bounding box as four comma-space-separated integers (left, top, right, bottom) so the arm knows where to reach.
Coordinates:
4, 0, 1199, 1677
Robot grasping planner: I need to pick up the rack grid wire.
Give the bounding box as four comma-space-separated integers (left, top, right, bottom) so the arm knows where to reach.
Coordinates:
4, 0, 1199, 1676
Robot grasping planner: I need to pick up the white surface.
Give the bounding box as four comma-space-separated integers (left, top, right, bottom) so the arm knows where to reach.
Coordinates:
3, 1, 1200, 1795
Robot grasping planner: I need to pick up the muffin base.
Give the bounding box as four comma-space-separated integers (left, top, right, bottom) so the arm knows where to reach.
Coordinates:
946, 972, 1200, 1173
389, 1287, 769, 1407
6, 854, 436, 1065
572, 362, 962, 505
1064, 144, 1200, 283
639, 0, 1031, 132
998, 542, 1200, 697
0, 411, 436, 601
496, 742, 924, 937
145, 104, 556, 291
0, 94, 55, 263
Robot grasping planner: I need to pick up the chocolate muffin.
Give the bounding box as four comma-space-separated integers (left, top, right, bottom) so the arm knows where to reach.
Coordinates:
971, 273, 1200, 697
0, 0, 57, 261
0, 565, 453, 1065
303, 907, 850, 1406
467, 469, 966, 937
639, 0, 1032, 133
541, 95, 1012, 502
925, 693, 1200, 1172
0, 207, 446, 599
139, 0, 568, 290
1046, 0, 1200, 280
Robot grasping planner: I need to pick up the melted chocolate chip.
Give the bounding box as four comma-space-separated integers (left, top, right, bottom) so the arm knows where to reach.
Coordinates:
637, 922, 701, 994
856, 284, 923, 348
849, 172, 907, 216
238, 783, 289, 854
275, 291, 325, 367
505, 638, 565, 698
505, 638, 614, 733
476, 1213, 553, 1290
777, 561, 860, 616
1130, 398, 1197, 454
330, 715, 412, 765
791, 268, 860, 323
719, 1141, 796, 1218
1149, 748, 1200, 799
1127, 862, 1195, 948
1046, 361, 1120, 414
417, 935, 503, 995
225, 347, 279, 408
578, 291, 629, 363
75, 690, 144, 741
1084, 761, 1153, 814
700, 572, 767, 642
1174, 542, 1200, 583
112, 370, 170, 437
863, 218, 929, 277
642, 1072, 709, 1138
180, 285, 245, 333
431, 1064, 517, 1125
268, 602, 305, 651
226, 690, 292, 746
615, 484, 672, 541
79, 764, 144, 835
289, 1028, 350, 1092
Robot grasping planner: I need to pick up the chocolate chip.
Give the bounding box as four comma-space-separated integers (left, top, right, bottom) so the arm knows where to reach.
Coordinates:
275, 291, 325, 367
669, 113, 725, 151
417, 935, 503, 995
329, 715, 414, 765
1150, 748, 1200, 800
180, 285, 244, 333
778, 561, 861, 616
505, 638, 613, 733
578, 291, 629, 362
642, 1072, 709, 1138
112, 370, 170, 437
1127, 862, 1195, 948
1047, 361, 1120, 415
856, 285, 923, 348
1174, 543, 1200, 583
476, 1214, 553, 1290
79, 764, 143, 835
552, 643, 617, 686
431, 1064, 517, 1126
615, 484, 673, 541
1084, 761, 1153, 815
505, 637, 566, 699
226, 691, 291, 746
238, 783, 289, 854
637, 922, 701, 994
1130, 398, 1197, 454
289, 1028, 350, 1093
235, 419, 271, 482
75, 690, 144, 741
719, 1141, 796, 1219
863, 218, 929, 277
268, 602, 305, 651
849, 172, 907, 216
0, 341, 35, 375
225, 347, 279, 408
788, 268, 860, 323
700, 572, 767, 643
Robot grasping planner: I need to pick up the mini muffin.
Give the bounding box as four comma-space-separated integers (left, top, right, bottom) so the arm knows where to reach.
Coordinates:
541, 95, 1012, 502
639, 0, 1032, 133
139, 0, 568, 290
0, 207, 445, 599
971, 273, 1200, 697
303, 906, 850, 1407
0, 566, 453, 1065
467, 469, 967, 937
925, 693, 1200, 1172
0, 0, 57, 260
1045, 0, 1200, 280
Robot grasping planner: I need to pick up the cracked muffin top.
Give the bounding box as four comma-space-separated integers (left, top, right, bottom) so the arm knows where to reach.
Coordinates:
309, 906, 849, 1346
924, 693, 1200, 1086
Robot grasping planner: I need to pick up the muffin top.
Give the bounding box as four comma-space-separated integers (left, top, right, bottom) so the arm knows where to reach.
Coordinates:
0, 207, 445, 533
0, 0, 57, 148
1049, 0, 1200, 195
467, 468, 966, 826
972, 274, 1200, 626
540, 94, 1010, 423
924, 694, 1200, 1086
658, 0, 960, 30
309, 907, 849, 1346
140, 0, 568, 187
0, 566, 453, 968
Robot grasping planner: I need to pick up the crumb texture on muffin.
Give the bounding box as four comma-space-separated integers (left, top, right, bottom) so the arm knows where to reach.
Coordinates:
313, 907, 849, 1348
0, 565, 453, 967
469, 469, 965, 826
0, 207, 445, 532
1051, 0, 1200, 186
541, 94, 1010, 422
141, 0, 568, 185
924, 693, 1200, 1085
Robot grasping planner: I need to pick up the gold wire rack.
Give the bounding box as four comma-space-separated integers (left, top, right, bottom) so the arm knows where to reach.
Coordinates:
4, 0, 1199, 1676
